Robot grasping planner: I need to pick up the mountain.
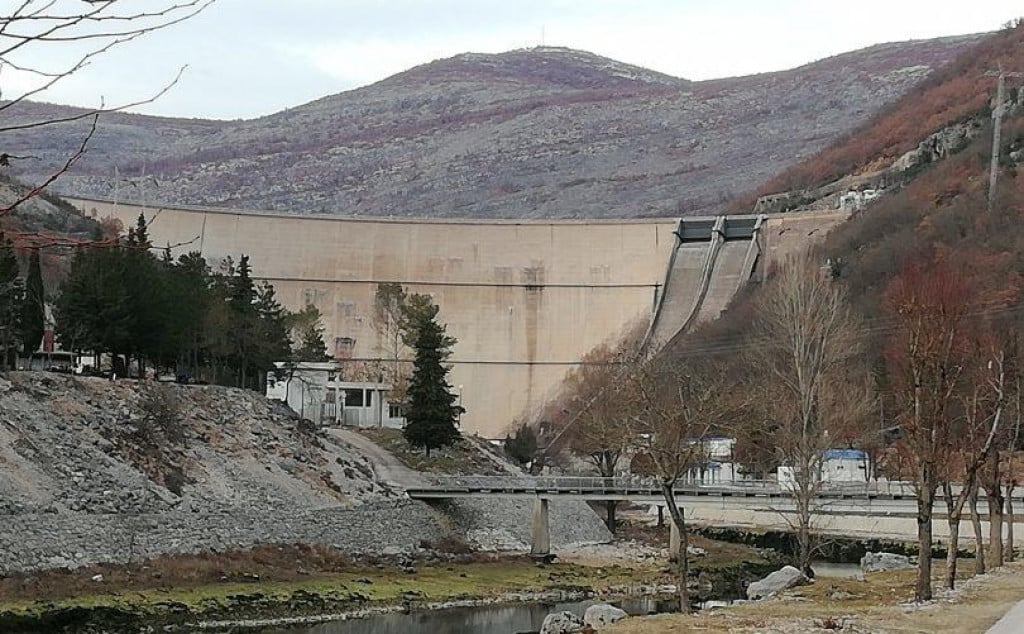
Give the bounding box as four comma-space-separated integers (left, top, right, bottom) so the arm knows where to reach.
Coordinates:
2, 36, 985, 218
675, 21, 1024, 355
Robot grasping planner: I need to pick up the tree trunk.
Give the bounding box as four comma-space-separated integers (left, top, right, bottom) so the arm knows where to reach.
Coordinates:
988, 488, 1005, 568
795, 488, 813, 574
943, 481, 960, 590
970, 483, 986, 575
660, 482, 690, 614
605, 501, 617, 534
915, 479, 935, 602
1006, 484, 1016, 563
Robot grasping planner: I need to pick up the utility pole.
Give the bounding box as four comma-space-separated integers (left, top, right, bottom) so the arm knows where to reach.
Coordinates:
984, 67, 1024, 211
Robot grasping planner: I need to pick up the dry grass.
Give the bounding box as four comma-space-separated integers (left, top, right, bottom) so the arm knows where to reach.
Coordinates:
608, 560, 1024, 633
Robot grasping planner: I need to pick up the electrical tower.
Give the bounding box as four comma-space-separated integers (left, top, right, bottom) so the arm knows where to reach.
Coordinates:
984, 66, 1024, 211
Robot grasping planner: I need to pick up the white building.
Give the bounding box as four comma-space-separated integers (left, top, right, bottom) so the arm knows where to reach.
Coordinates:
265, 362, 405, 429
682, 437, 742, 484
777, 448, 871, 488
820, 448, 871, 483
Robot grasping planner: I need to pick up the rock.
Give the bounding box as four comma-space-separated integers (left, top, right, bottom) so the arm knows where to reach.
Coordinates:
746, 565, 807, 599
860, 552, 914, 573
583, 603, 627, 630
540, 611, 585, 634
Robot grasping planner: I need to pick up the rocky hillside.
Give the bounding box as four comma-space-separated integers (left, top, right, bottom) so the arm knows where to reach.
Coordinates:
0, 372, 612, 573
0, 372, 389, 514
2, 36, 984, 218
0, 174, 96, 239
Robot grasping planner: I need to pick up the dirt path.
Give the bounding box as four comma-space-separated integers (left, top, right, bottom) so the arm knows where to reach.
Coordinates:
326, 428, 426, 489
607, 561, 1024, 634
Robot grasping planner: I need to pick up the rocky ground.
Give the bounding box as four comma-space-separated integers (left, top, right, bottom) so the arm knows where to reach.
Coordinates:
0, 371, 612, 576
0, 372, 389, 515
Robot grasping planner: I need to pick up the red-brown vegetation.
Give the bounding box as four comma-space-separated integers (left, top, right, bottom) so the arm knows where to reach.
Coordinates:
755, 23, 1024, 197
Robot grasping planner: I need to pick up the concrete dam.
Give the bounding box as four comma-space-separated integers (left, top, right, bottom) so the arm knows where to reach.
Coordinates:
67, 197, 846, 437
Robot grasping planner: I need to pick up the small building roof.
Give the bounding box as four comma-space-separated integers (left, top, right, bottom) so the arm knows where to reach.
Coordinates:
823, 449, 868, 461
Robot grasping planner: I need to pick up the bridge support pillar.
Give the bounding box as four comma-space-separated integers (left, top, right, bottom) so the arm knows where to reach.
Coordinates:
669, 517, 681, 563
531, 497, 551, 558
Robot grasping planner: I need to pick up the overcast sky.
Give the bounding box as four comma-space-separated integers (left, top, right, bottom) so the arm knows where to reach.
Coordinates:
5, 0, 1021, 120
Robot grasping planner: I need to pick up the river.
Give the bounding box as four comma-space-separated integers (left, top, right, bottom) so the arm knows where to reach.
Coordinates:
256, 597, 673, 634
252, 563, 861, 634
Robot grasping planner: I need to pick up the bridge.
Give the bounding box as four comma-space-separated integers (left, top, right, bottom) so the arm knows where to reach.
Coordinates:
406, 476, 938, 558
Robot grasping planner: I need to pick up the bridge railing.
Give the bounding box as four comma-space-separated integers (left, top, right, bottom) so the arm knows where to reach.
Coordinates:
413, 475, 916, 497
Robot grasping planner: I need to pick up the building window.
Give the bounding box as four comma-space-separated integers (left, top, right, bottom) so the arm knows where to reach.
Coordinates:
324, 390, 336, 404
327, 371, 336, 383
389, 403, 403, 419
334, 337, 356, 358
344, 389, 365, 407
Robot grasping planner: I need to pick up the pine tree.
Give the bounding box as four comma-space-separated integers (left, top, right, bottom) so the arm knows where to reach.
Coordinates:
55, 245, 133, 367
0, 235, 23, 368
227, 255, 259, 388
402, 295, 460, 456
254, 281, 292, 382
123, 213, 162, 374
292, 304, 330, 361
19, 249, 45, 355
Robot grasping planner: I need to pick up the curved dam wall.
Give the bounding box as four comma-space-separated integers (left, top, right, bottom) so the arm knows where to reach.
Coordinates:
67, 197, 676, 438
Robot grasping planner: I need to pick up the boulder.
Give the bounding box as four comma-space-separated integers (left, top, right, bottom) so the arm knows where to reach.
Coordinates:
746, 565, 807, 599
860, 551, 914, 573
540, 611, 585, 634
583, 603, 627, 630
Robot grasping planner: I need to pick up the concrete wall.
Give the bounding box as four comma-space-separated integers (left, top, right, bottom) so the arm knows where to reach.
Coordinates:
67, 197, 845, 438
68, 197, 675, 437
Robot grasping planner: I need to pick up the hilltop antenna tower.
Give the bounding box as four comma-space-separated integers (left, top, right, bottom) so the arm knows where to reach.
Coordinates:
984, 66, 1024, 212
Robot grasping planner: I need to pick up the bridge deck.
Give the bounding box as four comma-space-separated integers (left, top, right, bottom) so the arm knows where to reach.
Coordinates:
405, 476, 922, 502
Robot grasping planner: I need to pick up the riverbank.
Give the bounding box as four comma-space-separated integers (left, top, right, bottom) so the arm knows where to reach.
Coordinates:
0, 531, 775, 633
607, 558, 1024, 633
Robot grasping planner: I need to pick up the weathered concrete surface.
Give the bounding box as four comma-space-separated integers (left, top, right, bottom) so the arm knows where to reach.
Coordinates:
645, 241, 710, 347
68, 197, 843, 436
987, 599, 1024, 634
693, 239, 751, 323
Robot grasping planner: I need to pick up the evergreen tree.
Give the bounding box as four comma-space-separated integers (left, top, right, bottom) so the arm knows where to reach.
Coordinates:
292, 304, 331, 361
226, 255, 259, 388
123, 213, 162, 373
253, 281, 292, 384
402, 295, 460, 456
172, 252, 212, 378
0, 235, 23, 368
504, 425, 539, 466
19, 249, 45, 355
55, 245, 133, 367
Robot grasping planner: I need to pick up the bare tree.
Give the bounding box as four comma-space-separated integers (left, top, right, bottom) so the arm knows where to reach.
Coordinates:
1005, 374, 1022, 563
941, 345, 1006, 589
883, 257, 975, 601
970, 480, 986, 575
744, 255, 870, 575
372, 282, 411, 402
0, 1, 214, 245
621, 350, 732, 613
557, 342, 633, 532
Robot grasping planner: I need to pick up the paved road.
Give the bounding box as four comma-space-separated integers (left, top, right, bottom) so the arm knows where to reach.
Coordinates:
987, 600, 1024, 633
